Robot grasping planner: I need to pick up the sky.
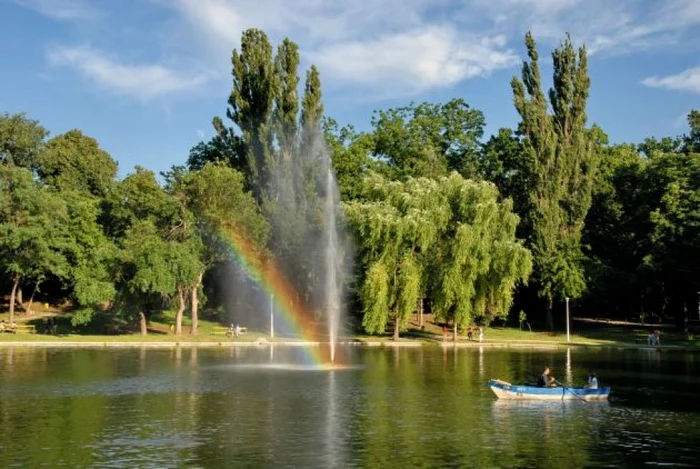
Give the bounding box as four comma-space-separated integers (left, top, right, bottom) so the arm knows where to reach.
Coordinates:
1, 0, 699, 177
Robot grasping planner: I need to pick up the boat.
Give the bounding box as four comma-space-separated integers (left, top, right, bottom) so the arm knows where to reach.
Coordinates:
488, 379, 610, 401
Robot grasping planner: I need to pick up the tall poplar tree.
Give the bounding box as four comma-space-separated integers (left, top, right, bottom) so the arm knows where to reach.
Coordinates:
274, 38, 300, 162
511, 32, 595, 330
227, 28, 277, 197
300, 65, 324, 153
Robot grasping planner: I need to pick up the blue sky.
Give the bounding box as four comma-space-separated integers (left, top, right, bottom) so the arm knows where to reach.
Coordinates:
1, 0, 699, 177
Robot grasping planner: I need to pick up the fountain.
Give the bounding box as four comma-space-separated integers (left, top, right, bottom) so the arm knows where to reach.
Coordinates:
225, 128, 348, 365
324, 168, 341, 363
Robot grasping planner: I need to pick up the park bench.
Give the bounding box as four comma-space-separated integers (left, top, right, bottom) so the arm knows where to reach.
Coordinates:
2, 324, 37, 334
212, 326, 248, 337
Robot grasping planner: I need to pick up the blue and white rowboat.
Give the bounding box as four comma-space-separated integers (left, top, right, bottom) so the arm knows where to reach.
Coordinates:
488, 379, 610, 401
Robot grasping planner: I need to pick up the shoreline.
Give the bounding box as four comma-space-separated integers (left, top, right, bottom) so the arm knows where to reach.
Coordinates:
0, 338, 687, 351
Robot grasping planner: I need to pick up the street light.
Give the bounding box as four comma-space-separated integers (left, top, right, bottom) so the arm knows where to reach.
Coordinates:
565, 297, 570, 343
270, 293, 274, 339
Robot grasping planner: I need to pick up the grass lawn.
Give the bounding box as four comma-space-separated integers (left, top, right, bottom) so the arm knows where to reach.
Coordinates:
1, 310, 699, 348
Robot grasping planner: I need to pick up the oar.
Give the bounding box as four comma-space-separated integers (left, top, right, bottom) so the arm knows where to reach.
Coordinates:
555, 380, 587, 403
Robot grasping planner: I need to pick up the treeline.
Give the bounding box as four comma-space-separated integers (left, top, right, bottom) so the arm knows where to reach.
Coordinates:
1, 28, 699, 336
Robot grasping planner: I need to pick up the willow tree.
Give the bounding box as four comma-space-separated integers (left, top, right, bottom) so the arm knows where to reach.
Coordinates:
346, 172, 531, 340
511, 32, 595, 330
431, 174, 532, 339
345, 173, 449, 339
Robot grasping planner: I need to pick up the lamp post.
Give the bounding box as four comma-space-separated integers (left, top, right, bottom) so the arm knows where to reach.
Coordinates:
270, 293, 274, 339
565, 297, 570, 343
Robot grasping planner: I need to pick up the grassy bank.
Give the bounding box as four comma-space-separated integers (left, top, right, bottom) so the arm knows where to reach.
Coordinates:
2, 310, 699, 349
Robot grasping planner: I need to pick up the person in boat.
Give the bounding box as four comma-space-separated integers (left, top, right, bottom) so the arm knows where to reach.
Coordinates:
537, 366, 557, 387
586, 371, 598, 389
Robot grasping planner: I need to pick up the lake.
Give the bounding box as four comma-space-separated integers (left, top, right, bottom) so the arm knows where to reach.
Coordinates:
1, 345, 699, 468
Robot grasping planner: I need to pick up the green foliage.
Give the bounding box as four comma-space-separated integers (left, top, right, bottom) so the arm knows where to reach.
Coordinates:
324, 118, 376, 201
227, 28, 277, 194
347, 172, 531, 336
36, 130, 117, 197
511, 32, 595, 322
0, 165, 70, 282
187, 117, 246, 173
0, 112, 48, 167
370, 99, 485, 179
274, 38, 300, 159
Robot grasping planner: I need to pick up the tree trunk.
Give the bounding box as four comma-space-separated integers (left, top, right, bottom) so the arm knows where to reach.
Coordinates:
175, 286, 185, 335
139, 312, 148, 336
453, 322, 458, 342
16, 287, 23, 310
546, 297, 554, 333
26, 280, 40, 316
190, 271, 204, 335
393, 313, 400, 341
419, 298, 424, 327
9, 275, 20, 324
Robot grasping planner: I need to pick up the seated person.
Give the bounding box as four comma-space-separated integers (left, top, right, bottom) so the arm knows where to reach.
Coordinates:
586, 372, 598, 389
537, 366, 557, 387
234, 324, 242, 337
647, 330, 656, 345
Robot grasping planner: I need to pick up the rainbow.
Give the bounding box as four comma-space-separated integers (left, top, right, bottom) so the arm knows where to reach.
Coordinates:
217, 225, 332, 365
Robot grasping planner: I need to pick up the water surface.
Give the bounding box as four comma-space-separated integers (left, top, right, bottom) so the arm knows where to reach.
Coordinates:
0, 346, 698, 468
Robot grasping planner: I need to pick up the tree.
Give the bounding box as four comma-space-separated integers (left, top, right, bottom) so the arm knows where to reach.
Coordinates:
370, 99, 485, 179
644, 151, 700, 326
187, 117, 247, 173
324, 118, 376, 201
0, 166, 69, 322
346, 172, 531, 340
300, 65, 324, 155
227, 28, 277, 196
431, 175, 532, 338
511, 32, 596, 330
274, 38, 300, 161
174, 163, 269, 334
684, 110, 700, 153
36, 129, 117, 197
479, 127, 533, 232
0, 112, 48, 167
107, 167, 181, 333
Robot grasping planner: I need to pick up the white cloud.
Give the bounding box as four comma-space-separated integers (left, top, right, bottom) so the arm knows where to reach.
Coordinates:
171, 0, 243, 46
467, 0, 700, 55
642, 67, 700, 95
13, 0, 99, 21
47, 45, 209, 100
312, 27, 517, 96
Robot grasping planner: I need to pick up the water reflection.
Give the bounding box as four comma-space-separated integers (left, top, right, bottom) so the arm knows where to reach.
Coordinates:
0, 346, 699, 468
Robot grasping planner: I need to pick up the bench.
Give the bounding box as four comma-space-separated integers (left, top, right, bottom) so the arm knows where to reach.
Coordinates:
1, 324, 37, 334
212, 326, 248, 337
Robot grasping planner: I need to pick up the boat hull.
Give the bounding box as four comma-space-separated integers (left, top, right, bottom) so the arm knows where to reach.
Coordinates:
488, 379, 610, 401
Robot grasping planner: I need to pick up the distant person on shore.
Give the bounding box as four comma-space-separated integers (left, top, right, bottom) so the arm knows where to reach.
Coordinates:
537, 367, 557, 387
0, 320, 5, 333
234, 324, 242, 337
648, 329, 660, 346
478, 327, 484, 342
586, 371, 598, 389
467, 326, 473, 341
